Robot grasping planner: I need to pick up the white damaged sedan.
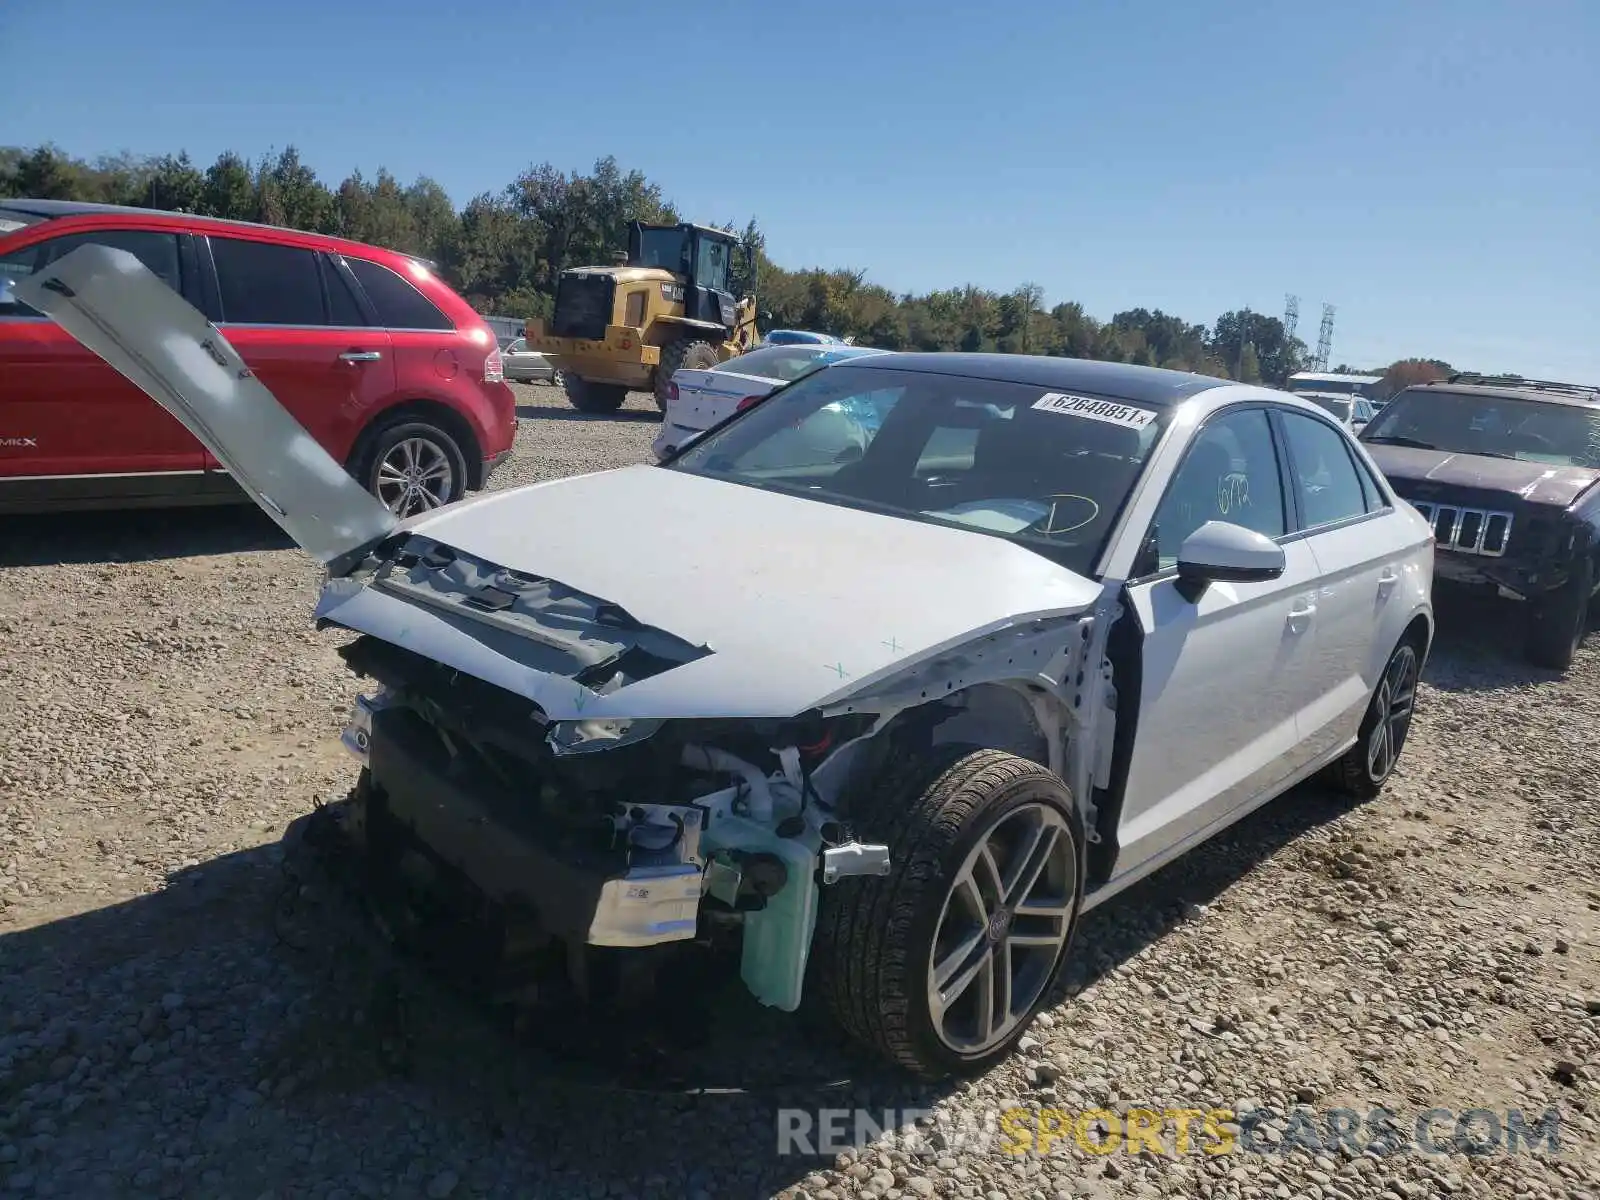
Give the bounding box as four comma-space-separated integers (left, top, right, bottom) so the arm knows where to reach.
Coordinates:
23, 246, 1436, 1078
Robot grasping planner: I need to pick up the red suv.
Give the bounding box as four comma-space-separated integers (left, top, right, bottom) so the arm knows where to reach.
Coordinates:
0, 199, 516, 516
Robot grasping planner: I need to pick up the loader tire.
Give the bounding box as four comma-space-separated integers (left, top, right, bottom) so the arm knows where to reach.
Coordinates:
655, 338, 721, 412
563, 374, 628, 415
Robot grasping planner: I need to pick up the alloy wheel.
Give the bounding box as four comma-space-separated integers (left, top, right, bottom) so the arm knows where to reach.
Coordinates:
927, 802, 1077, 1054
1366, 644, 1418, 782
375, 437, 454, 517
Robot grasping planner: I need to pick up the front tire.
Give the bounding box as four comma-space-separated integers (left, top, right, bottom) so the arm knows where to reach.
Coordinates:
352, 417, 469, 517
1330, 636, 1420, 800
563, 374, 627, 415
655, 338, 721, 412
1525, 556, 1593, 671
814, 747, 1082, 1078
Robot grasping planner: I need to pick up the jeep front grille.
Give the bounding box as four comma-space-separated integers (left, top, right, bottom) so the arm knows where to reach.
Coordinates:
1411, 501, 1513, 557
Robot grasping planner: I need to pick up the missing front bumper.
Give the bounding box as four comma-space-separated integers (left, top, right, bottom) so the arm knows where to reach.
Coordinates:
355, 700, 705, 951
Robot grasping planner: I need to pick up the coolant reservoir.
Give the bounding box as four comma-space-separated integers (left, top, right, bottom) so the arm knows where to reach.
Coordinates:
700, 814, 820, 1012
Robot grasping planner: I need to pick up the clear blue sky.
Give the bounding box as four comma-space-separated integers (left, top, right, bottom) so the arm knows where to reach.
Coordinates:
4, 0, 1597, 379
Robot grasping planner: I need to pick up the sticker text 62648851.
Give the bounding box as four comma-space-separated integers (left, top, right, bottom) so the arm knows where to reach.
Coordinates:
1032, 393, 1156, 430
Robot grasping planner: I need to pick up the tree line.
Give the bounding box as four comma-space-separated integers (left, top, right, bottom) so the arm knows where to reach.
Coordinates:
2, 143, 1460, 395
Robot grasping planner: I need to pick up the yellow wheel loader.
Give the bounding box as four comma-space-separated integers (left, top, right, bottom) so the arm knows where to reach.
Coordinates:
525, 222, 760, 415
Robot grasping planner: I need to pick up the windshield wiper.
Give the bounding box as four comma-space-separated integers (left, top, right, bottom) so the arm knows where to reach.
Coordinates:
1363, 435, 1441, 450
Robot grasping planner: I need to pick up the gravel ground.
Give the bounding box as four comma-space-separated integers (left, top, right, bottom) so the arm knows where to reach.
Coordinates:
1, 381, 1597, 1199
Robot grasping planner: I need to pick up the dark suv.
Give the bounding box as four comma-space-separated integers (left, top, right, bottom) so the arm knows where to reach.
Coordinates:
0, 199, 517, 517
1359, 374, 1600, 670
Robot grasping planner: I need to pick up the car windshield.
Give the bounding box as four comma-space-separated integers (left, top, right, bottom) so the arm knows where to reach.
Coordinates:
720, 344, 877, 383
665, 364, 1171, 575
1361, 389, 1600, 468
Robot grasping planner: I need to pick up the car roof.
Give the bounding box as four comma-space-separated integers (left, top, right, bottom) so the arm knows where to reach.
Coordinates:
1402, 378, 1600, 410
0, 197, 441, 269
846, 352, 1229, 406
1289, 370, 1382, 385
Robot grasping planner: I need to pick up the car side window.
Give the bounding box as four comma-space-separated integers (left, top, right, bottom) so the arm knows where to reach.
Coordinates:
1349, 448, 1389, 512
4, 232, 185, 318
322, 258, 368, 327
41, 230, 185, 295
211, 237, 326, 326
0, 246, 44, 317
345, 257, 453, 331
1278, 411, 1370, 528
1149, 408, 1286, 569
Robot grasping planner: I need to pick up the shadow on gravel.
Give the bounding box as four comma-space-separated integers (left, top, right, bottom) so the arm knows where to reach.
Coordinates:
0, 773, 1361, 1198
1420, 587, 1595, 693
514, 403, 661, 424
0, 506, 292, 569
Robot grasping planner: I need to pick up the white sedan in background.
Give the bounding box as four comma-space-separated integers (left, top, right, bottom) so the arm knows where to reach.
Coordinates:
652, 343, 888, 461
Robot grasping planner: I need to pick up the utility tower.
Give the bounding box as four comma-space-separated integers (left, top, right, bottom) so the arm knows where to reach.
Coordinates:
1314, 303, 1336, 371
1283, 294, 1300, 344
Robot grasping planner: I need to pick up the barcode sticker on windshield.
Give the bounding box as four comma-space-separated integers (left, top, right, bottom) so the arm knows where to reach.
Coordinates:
1033, 393, 1156, 429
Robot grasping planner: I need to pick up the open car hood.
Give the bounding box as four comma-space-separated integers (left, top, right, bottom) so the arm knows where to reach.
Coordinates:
15, 244, 400, 567
22, 246, 1104, 725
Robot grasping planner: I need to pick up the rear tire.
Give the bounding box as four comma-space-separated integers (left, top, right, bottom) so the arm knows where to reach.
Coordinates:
1525, 556, 1593, 671
563, 374, 627, 415
351, 417, 470, 517
1330, 635, 1421, 801
813, 746, 1082, 1078
655, 338, 721, 412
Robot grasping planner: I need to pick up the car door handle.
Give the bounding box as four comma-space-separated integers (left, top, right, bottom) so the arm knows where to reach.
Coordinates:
1287, 600, 1317, 633
339, 350, 382, 363
1377, 567, 1400, 596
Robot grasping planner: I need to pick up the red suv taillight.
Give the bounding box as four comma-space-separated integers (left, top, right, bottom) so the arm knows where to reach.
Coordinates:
483, 343, 505, 383
735, 394, 763, 412
665, 380, 679, 404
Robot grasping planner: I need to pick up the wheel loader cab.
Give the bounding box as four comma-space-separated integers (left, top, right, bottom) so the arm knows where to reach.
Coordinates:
627, 221, 737, 329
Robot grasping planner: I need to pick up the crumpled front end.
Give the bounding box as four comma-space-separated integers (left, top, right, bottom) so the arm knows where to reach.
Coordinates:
319, 547, 1103, 1018
327, 626, 891, 1015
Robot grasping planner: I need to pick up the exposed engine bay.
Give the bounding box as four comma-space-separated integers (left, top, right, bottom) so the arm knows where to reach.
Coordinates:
330, 627, 894, 1015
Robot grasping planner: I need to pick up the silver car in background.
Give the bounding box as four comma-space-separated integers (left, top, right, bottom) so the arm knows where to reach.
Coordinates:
503, 337, 561, 386
1302, 391, 1377, 434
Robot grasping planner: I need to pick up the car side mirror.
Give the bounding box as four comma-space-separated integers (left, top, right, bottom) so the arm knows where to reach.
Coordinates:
1174, 520, 1286, 601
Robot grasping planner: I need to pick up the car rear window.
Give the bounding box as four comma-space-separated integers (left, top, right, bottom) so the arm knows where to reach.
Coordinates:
723, 344, 876, 382
346, 257, 453, 331
211, 237, 327, 326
